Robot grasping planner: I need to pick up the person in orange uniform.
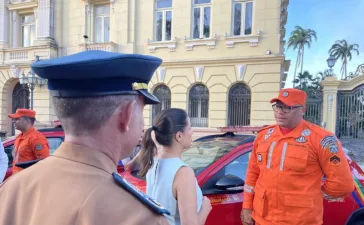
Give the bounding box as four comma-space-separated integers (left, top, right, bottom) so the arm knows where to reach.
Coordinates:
8, 109, 50, 174
241, 88, 354, 225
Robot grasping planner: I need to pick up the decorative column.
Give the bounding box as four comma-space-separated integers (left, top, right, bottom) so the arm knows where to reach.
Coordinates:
321, 76, 341, 133
84, 0, 92, 41
0, 1, 9, 49
34, 0, 56, 46
11, 11, 18, 48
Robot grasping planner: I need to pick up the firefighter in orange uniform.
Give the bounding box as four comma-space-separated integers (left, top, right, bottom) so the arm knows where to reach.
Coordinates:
241, 88, 354, 225
8, 109, 50, 174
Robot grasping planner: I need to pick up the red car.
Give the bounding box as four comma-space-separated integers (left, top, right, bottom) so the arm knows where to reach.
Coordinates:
3, 125, 125, 180
121, 129, 364, 225
3, 126, 364, 224
3, 126, 65, 180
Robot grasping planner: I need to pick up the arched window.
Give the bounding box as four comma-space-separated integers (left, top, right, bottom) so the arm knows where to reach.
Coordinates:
12, 82, 29, 135
228, 83, 251, 126
189, 84, 209, 127
152, 85, 171, 122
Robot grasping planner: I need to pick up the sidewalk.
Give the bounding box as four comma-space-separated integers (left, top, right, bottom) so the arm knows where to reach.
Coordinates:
341, 139, 364, 171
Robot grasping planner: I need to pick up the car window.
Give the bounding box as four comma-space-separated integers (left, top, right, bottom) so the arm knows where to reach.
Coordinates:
47, 137, 63, 155
4, 145, 14, 167
3, 138, 63, 167
224, 151, 252, 180
200, 150, 252, 192
182, 137, 244, 175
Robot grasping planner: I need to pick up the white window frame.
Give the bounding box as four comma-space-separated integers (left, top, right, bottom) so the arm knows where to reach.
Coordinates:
192, 0, 211, 39
20, 14, 35, 47
154, 1, 173, 42
232, 0, 253, 36
93, 4, 110, 43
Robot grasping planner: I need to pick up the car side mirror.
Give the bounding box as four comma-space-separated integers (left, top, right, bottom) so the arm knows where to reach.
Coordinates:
215, 174, 245, 193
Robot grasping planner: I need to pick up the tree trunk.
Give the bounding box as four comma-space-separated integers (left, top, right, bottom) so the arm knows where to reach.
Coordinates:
293, 50, 300, 88
344, 55, 347, 79
300, 46, 305, 75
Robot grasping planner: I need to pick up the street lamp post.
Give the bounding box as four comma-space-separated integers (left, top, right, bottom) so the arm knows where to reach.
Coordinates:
16, 56, 47, 110
28, 71, 37, 110
83, 35, 89, 51
326, 55, 337, 77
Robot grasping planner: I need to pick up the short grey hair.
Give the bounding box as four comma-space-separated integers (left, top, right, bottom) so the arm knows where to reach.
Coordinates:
52, 95, 136, 136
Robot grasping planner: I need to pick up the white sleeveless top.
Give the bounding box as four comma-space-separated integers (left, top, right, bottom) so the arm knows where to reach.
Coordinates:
146, 158, 203, 225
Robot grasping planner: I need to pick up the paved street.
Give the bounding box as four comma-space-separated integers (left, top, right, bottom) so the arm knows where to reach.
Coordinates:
341, 139, 364, 170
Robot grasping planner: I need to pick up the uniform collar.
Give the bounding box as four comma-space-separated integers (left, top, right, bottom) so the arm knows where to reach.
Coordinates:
19, 127, 36, 139
272, 119, 307, 139
53, 142, 117, 174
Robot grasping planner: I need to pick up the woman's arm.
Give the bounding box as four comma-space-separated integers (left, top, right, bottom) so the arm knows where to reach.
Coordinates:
124, 151, 141, 171
173, 166, 211, 225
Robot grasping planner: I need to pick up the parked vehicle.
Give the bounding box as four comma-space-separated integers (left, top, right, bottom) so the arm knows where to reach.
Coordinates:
121, 127, 364, 225
3, 122, 125, 180
3, 125, 363, 224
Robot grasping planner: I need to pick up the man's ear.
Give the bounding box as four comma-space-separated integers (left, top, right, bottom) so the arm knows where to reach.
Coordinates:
301, 105, 307, 116
118, 100, 136, 132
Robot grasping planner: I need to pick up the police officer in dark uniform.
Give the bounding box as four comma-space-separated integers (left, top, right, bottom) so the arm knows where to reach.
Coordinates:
0, 50, 169, 225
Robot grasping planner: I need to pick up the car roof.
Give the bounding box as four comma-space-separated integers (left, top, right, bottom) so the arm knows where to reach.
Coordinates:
194, 132, 256, 146
38, 127, 64, 133
2, 127, 64, 144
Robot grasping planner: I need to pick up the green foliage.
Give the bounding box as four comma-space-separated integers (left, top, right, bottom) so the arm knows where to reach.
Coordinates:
293, 71, 323, 93
287, 26, 317, 86
329, 39, 360, 79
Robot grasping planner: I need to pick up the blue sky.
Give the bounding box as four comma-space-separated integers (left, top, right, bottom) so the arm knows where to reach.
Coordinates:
284, 0, 364, 87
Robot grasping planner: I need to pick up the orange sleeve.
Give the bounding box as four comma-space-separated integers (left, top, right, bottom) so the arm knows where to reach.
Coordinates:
31, 136, 50, 160
243, 137, 261, 209
316, 134, 354, 200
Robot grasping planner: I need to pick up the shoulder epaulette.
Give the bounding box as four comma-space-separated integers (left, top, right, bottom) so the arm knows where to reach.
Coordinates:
305, 122, 335, 138
112, 172, 170, 215
257, 124, 276, 133
15, 159, 42, 169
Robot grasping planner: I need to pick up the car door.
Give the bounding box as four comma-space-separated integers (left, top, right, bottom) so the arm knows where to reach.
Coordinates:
201, 149, 252, 225
3, 137, 63, 178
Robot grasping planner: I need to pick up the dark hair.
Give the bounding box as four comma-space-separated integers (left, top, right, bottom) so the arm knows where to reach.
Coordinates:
138, 108, 188, 177
22, 116, 35, 125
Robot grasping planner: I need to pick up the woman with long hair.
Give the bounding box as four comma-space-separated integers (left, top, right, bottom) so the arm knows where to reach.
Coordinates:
139, 108, 212, 225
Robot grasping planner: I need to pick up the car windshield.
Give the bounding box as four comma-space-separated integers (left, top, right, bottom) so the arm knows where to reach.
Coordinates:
2, 135, 17, 142
181, 136, 250, 175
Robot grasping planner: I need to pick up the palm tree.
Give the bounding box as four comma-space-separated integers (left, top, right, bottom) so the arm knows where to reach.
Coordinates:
311, 72, 325, 90
293, 71, 313, 90
287, 26, 317, 86
329, 40, 360, 79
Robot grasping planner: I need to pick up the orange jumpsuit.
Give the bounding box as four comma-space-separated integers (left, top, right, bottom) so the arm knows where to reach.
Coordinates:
13, 127, 50, 174
243, 120, 354, 225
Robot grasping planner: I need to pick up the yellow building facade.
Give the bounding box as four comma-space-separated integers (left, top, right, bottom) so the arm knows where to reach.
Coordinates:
0, 0, 289, 136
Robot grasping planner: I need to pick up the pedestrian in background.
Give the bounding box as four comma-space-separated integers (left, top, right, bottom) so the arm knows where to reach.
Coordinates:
8, 109, 49, 175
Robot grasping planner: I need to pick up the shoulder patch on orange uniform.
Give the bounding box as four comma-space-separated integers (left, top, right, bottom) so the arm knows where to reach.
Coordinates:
303, 121, 341, 154
305, 122, 334, 138
257, 124, 276, 134
329, 155, 341, 165
320, 135, 339, 154
256, 124, 276, 141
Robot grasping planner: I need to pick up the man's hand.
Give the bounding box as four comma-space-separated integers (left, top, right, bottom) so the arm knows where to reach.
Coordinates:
240, 209, 254, 225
